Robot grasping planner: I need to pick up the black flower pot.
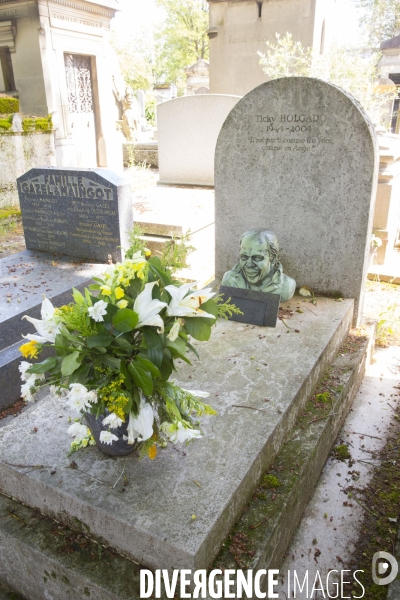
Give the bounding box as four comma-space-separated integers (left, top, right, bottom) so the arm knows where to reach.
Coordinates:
85, 412, 140, 457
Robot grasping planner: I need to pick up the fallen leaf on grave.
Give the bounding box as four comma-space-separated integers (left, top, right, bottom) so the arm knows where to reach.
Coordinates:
52, 261, 58, 266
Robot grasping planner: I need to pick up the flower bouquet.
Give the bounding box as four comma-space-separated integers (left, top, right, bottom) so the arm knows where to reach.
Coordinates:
19, 252, 225, 459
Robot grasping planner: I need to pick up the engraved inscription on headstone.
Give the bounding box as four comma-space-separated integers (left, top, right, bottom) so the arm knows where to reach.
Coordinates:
18, 168, 133, 263
219, 285, 280, 327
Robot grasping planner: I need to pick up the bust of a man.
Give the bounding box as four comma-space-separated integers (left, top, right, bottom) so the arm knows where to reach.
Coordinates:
221, 229, 296, 302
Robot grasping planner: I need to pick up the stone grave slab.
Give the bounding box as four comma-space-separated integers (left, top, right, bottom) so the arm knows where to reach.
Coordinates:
133, 185, 215, 284
215, 77, 379, 325
0, 297, 353, 571
0, 250, 104, 351
18, 168, 133, 263
133, 185, 214, 237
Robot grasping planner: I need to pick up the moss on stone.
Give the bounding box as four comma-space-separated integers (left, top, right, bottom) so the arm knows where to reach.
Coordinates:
315, 391, 331, 403
261, 475, 282, 489
333, 444, 351, 461
0, 207, 20, 221
0, 116, 12, 131
0, 97, 19, 114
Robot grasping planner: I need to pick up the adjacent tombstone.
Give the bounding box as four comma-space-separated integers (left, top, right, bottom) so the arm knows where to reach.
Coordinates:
18, 167, 133, 263
215, 77, 379, 325
157, 94, 241, 186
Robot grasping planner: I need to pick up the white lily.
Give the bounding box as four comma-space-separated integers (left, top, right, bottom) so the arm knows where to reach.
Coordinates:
161, 421, 202, 444
22, 296, 61, 343
127, 398, 154, 444
134, 282, 167, 331
182, 389, 210, 399
165, 283, 216, 319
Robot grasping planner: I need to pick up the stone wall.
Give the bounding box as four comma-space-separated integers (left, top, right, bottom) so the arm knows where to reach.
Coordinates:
373, 133, 400, 263
0, 131, 56, 207
207, 0, 337, 96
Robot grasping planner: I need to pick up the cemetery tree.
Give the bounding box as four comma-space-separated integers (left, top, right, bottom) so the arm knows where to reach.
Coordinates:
259, 33, 395, 127
155, 0, 209, 88
357, 0, 400, 48
112, 30, 154, 91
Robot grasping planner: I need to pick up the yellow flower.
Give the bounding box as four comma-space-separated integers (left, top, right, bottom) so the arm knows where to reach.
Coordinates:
100, 285, 112, 296
148, 444, 157, 460
144, 248, 151, 257
117, 300, 128, 309
115, 287, 124, 300
20, 340, 40, 359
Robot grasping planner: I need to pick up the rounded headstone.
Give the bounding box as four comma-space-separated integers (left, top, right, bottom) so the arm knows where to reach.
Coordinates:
215, 77, 379, 324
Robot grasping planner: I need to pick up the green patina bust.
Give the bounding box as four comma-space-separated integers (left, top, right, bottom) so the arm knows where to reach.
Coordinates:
221, 229, 296, 302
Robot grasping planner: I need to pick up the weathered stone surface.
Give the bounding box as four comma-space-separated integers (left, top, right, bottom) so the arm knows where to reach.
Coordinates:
0, 326, 372, 599
0, 250, 104, 351
0, 297, 353, 571
18, 168, 133, 263
215, 77, 379, 325
0, 493, 141, 600
0, 132, 56, 209
157, 94, 241, 186
213, 330, 374, 580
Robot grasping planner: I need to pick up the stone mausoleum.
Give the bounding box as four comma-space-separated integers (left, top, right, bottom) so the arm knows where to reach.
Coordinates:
0, 0, 122, 171
207, 0, 338, 97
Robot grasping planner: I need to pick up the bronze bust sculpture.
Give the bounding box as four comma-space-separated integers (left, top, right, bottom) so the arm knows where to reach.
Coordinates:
221, 229, 296, 302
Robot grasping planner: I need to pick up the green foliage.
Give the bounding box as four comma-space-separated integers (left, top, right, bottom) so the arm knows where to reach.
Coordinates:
0, 97, 19, 114
259, 33, 313, 78
215, 294, 244, 320
111, 26, 155, 91
22, 115, 52, 133
145, 97, 157, 126
0, 115, 12, 131
21, 252, 220, 458
357, 0, 400, 48
376, 303, 400, 346
261, 475, 282, 489
259, 33, 396, 127
159, 231, 195, 274
0, 206, 21, 220
154, 0, 209, 85
315, 392, 331, 403
125, 223, 149, 258
333, 444, 351, 461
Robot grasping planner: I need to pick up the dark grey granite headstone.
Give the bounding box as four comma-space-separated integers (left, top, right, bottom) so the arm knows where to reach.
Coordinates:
17, 168, 133, 263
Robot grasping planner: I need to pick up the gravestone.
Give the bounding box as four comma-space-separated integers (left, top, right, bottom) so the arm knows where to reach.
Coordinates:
215, 77, 379, 324
17, 168, 133, 263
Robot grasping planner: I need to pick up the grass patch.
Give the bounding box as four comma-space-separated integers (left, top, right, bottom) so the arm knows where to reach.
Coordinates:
0, 207, 21, 221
